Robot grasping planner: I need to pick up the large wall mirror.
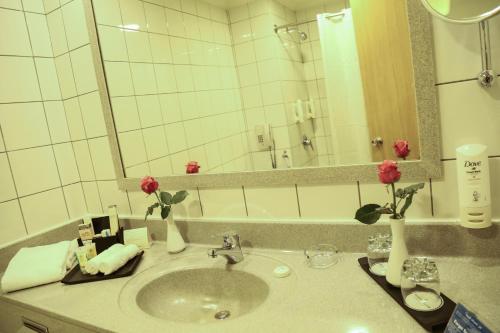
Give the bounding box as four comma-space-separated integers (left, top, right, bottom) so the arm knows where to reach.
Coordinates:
83, 0, 442, 189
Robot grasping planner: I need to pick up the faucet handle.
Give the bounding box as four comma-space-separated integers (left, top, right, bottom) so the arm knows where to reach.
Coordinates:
222, 232, 240, 247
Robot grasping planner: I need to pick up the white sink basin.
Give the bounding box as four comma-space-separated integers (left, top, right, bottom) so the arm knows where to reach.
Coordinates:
118, 251, 296, 325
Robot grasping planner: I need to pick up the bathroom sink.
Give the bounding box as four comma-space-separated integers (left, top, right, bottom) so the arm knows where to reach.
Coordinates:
118, 249, 296, 325
136, 268, 269, 323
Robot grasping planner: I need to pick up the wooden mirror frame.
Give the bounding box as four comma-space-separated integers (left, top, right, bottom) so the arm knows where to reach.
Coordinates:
83, 0, 442, 190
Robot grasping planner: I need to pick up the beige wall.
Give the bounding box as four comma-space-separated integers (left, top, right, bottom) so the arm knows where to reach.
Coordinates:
0, 0, 499, 247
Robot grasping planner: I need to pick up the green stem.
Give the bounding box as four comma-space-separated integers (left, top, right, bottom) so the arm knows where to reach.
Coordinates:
390, 183, 397, 219
154, 191, 163, 207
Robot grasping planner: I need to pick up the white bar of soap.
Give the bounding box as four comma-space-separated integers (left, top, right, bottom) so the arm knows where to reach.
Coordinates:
273, 265, 291, 278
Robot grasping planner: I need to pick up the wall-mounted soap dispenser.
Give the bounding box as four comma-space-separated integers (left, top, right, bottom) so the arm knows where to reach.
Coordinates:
456, 144, 491, 228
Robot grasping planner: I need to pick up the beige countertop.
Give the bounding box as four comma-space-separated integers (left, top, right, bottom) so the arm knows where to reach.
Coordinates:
1, 243, 499, 333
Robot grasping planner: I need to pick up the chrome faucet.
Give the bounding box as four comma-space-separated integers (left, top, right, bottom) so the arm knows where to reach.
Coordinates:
207, 233, 244, 264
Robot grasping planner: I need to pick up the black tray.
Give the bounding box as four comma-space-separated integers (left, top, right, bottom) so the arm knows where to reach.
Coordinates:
358, 257, 455, 333
62, 252, 143, 285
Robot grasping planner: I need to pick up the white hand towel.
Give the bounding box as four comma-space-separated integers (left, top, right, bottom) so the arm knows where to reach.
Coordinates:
100, 244, 141, 275
1, 241, 71, 293
86, 243, 125, 275
65, 239, 79, 270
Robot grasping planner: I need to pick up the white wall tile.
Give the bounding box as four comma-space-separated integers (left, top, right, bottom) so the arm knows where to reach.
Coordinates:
34, 57, 62, 100
72, 140, 95, 181
20, 188, 68, 233
111, 96, 141, 132
120, 0, 146, 31
127, 190, 160, 218
79, 91, 107, 138
63, 97, 86, 140
142, 126, 168, 160
0, 0, 22, 10
136, 95, 162, 127
22, 0, 44, 13
43, 0, 60, 13
432, 17, 481, 84
97, 180, 131, 214
98, 25, 128, 62
144, 2, 167, 34
130, 63, 157, 94
53, 142, 79, 185
0, 200, 26, 244
0, 8, 31, 56
61, 0, 88, 50
149, 33, 172, 63
298, 183, 359, 219
81, 181, 102, 213
25, 13, 53, 57
9, 146, 61, 196
70, 45, 98, 94
0, 56, 41, 103
199, 187, 246, 217
165, 8, 185, 37
0, 102, 51, 150
47, 8, 68, 56
439, 80, 500, 159
431, 160, 458, 219
93, 0, 122, 26
0, 128, 5, 152
118, 130, 148, 167
244, 185, 299, 218
63, 182, 87, 218
104, 61, 134, 97
229, 5, 249, 23
44, 101, 70, 143
54, 53, 77, 99
0, 153, 17, 202
124, 29, 152, 62
88, 136, 116, 180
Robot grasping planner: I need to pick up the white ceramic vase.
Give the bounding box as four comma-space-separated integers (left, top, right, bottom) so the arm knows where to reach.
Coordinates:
386, 217, 408, 287
166, 212, 186, 253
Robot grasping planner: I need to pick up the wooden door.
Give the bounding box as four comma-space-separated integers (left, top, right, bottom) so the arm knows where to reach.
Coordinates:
350, 0, 420, 161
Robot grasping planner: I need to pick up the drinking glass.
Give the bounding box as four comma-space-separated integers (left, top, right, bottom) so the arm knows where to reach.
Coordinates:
367, 233, 391, 276
401, 257, 444, 311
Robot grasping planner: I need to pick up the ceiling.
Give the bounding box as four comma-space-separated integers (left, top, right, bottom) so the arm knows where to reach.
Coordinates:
204, 0, 332, 10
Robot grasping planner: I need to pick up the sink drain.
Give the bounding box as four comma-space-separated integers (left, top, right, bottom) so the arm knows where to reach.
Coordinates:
214, 310, 231, 320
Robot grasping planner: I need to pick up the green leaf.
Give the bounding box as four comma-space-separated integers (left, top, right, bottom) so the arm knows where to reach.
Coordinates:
144, 203, 160, 221
355, 204, 383, 225
171, 190, 189, 204
161, 206, 171, 219
400, 193, 415, 217
160, 191, 172, 205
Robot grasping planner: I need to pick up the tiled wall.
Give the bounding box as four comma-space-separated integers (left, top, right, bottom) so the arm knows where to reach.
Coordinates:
0, 0, 89, 245
94, 0, 250, 177
1, 0, 499, 247
230, 0, 320, 169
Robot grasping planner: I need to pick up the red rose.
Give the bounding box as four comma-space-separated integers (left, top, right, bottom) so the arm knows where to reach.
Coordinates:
186, 161, 200, 174
140, 176, 159, 194
393, 140, 410, 159
378, 160, 401, 184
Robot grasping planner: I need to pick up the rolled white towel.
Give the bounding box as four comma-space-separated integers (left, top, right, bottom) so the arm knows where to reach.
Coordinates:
86, 244, 125, 275
1, 241, 71, 293
100, 244, 141, 275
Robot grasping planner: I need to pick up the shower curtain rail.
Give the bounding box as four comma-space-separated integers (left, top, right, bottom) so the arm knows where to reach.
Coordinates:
273, 10, 346, 33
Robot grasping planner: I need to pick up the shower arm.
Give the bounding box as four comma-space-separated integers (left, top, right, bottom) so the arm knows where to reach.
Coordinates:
273, 10, 345, 34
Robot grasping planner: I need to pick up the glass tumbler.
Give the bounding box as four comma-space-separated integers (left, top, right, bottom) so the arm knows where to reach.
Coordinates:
367, 234, 391, 276
304, 244, 340, 268
401, 257, 444, 311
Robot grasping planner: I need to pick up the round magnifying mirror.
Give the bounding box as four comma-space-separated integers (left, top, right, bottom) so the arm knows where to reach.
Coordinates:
420, 0, 500, 23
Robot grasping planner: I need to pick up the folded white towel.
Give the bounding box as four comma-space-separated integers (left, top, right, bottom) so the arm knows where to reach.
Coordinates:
1, 241, 72, 293
66, 239, 79, 270
86, 244, 140, 276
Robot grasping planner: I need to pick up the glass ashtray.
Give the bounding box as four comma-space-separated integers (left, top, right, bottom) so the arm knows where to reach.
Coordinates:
304, 244, 340, 269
